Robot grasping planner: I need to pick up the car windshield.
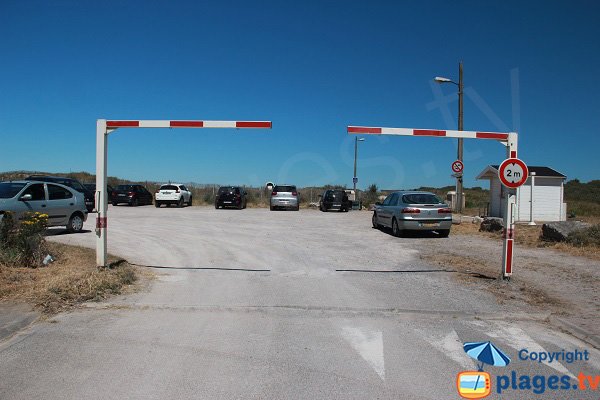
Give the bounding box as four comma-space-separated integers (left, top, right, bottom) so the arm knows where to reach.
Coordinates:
0, 182, 27, 199
116, 185, 135, 191
274, 186, 295, 193
402, 193, 442, 204
160, 185, 178, 191
218, 187, 236, 194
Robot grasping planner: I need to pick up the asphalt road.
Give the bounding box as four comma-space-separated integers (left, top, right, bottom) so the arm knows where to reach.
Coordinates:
1, 206, 599, 399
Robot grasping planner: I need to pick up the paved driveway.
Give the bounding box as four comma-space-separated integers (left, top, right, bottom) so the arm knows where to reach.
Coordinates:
1, 206, 598, 399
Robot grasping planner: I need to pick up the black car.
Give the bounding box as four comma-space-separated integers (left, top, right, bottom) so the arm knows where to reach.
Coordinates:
84, 183, 114, 196
319, 189, 351, 212
111, 184, 153, 206
25, 175, 95, 213
215, 186, 247, 209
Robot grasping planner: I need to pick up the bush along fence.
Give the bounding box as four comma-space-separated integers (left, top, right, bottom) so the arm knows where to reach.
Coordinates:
0, 211, 49, 268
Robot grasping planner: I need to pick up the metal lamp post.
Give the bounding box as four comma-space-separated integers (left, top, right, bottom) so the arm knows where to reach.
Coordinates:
435, 61, 464, 213
353, 137, 365, 193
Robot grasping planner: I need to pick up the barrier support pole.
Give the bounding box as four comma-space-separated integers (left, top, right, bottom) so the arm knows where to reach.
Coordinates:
95, 119, 108, 268
501, 132, 518, 279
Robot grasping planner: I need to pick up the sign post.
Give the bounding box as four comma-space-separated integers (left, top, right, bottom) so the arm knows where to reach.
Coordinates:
498, 157, 528, 279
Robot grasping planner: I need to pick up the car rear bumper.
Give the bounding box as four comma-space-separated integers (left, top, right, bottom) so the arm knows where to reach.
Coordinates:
154, 195, 182, 203
217, 199, 242, 207
271, 198, 298, 207
397, 219, 452, 230
111, 196, 133, 204
156, 195, 181, 201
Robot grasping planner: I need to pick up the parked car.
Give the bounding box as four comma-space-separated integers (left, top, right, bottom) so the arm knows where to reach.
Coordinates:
0, 181, 88, 232
111, 184, 153, 206
270, 185, 299, 211
83, 183, 114, 196
25, 175, 94, 213
319, 189, 351, 212
155, 184, 193, 208
215, 186, 247, 209
372, 191, 452, 237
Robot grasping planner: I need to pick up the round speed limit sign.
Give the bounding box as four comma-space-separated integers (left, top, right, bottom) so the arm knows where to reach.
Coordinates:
498, 158, 528, 188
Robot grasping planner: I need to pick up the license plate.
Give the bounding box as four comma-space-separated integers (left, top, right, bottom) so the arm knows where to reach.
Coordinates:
224, 201, 232, 204
422, 222, 439, 227
118, 194, 126, 197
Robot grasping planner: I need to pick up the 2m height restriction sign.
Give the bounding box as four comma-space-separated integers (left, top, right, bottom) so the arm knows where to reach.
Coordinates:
452, 160, 464, 174
498, 158, 528, 188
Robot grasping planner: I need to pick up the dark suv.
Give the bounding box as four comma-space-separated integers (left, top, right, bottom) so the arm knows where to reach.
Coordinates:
319, 189, 351, 212
111, 184, 153, 206
215, 186, 247, 209
25, 175, 95, 212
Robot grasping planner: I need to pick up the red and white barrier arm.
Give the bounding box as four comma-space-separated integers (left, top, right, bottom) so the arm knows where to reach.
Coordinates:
107, 120, 272, 129
347, 126, 510, 141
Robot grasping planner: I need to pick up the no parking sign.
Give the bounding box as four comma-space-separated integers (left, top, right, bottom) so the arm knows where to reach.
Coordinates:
451, 160, 464, 174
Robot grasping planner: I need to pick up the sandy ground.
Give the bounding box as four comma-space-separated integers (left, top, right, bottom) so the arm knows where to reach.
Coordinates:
0, 206, 596, 399
418, 227, 599, 342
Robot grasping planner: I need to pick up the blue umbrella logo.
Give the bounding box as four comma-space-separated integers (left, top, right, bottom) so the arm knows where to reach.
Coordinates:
463, 341, 511, 371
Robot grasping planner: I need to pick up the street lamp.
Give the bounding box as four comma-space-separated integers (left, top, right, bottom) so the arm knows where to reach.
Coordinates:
435, 61, 464, 213
353, 137, 365, 194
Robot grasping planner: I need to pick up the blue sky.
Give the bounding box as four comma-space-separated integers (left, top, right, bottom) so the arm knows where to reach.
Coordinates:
1, 0, 598, 189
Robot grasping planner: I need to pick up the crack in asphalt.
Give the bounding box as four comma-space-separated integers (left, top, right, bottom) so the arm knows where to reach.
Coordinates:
81, 302, 551, 321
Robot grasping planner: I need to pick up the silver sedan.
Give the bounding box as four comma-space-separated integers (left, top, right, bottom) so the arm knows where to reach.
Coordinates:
0, 180, 88, 233
372, 191, 452, 237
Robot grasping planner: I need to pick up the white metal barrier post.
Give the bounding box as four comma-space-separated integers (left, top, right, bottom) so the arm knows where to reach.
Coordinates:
500, 132, 519, 279
96, 119, 108, 267
95, 119, 272, 268
347, 126, 519, 280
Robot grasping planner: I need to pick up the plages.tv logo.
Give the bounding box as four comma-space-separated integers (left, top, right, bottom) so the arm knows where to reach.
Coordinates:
457, 341, 511, 399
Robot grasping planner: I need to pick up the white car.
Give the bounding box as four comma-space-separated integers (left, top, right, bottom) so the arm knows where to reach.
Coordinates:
155, 184, 193, 208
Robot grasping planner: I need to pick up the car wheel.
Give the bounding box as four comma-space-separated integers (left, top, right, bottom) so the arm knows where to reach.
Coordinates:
188, 196, 193, 207
295, 205, 300, 211
155, 201, 160, 208
177, 198, 184, 208
131, 198, 138, 207
270, 205, 274, 211
112, 202, 118, 206
392, 218, 402, 237
67, 213, 84, 233
438, 229, 450, 238
215, 204, 219, 209
372, 213, 379, 229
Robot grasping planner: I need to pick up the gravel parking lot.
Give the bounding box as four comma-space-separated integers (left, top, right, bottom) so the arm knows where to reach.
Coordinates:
2, 206, 598, 399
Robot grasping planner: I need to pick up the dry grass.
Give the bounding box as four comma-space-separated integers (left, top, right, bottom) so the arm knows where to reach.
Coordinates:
421, 253, 565, 312
0, 243, 144, 314
452, 219, 600, 260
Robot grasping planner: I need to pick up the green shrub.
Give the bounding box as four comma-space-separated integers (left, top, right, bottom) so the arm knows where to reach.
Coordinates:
566, 224, 600, 247
0, 212, 49, 268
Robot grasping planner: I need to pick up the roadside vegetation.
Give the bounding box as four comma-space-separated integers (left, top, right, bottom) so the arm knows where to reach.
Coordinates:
0, 210, 140, 314
0, 211, 49, 267
451, 220, 600, 260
